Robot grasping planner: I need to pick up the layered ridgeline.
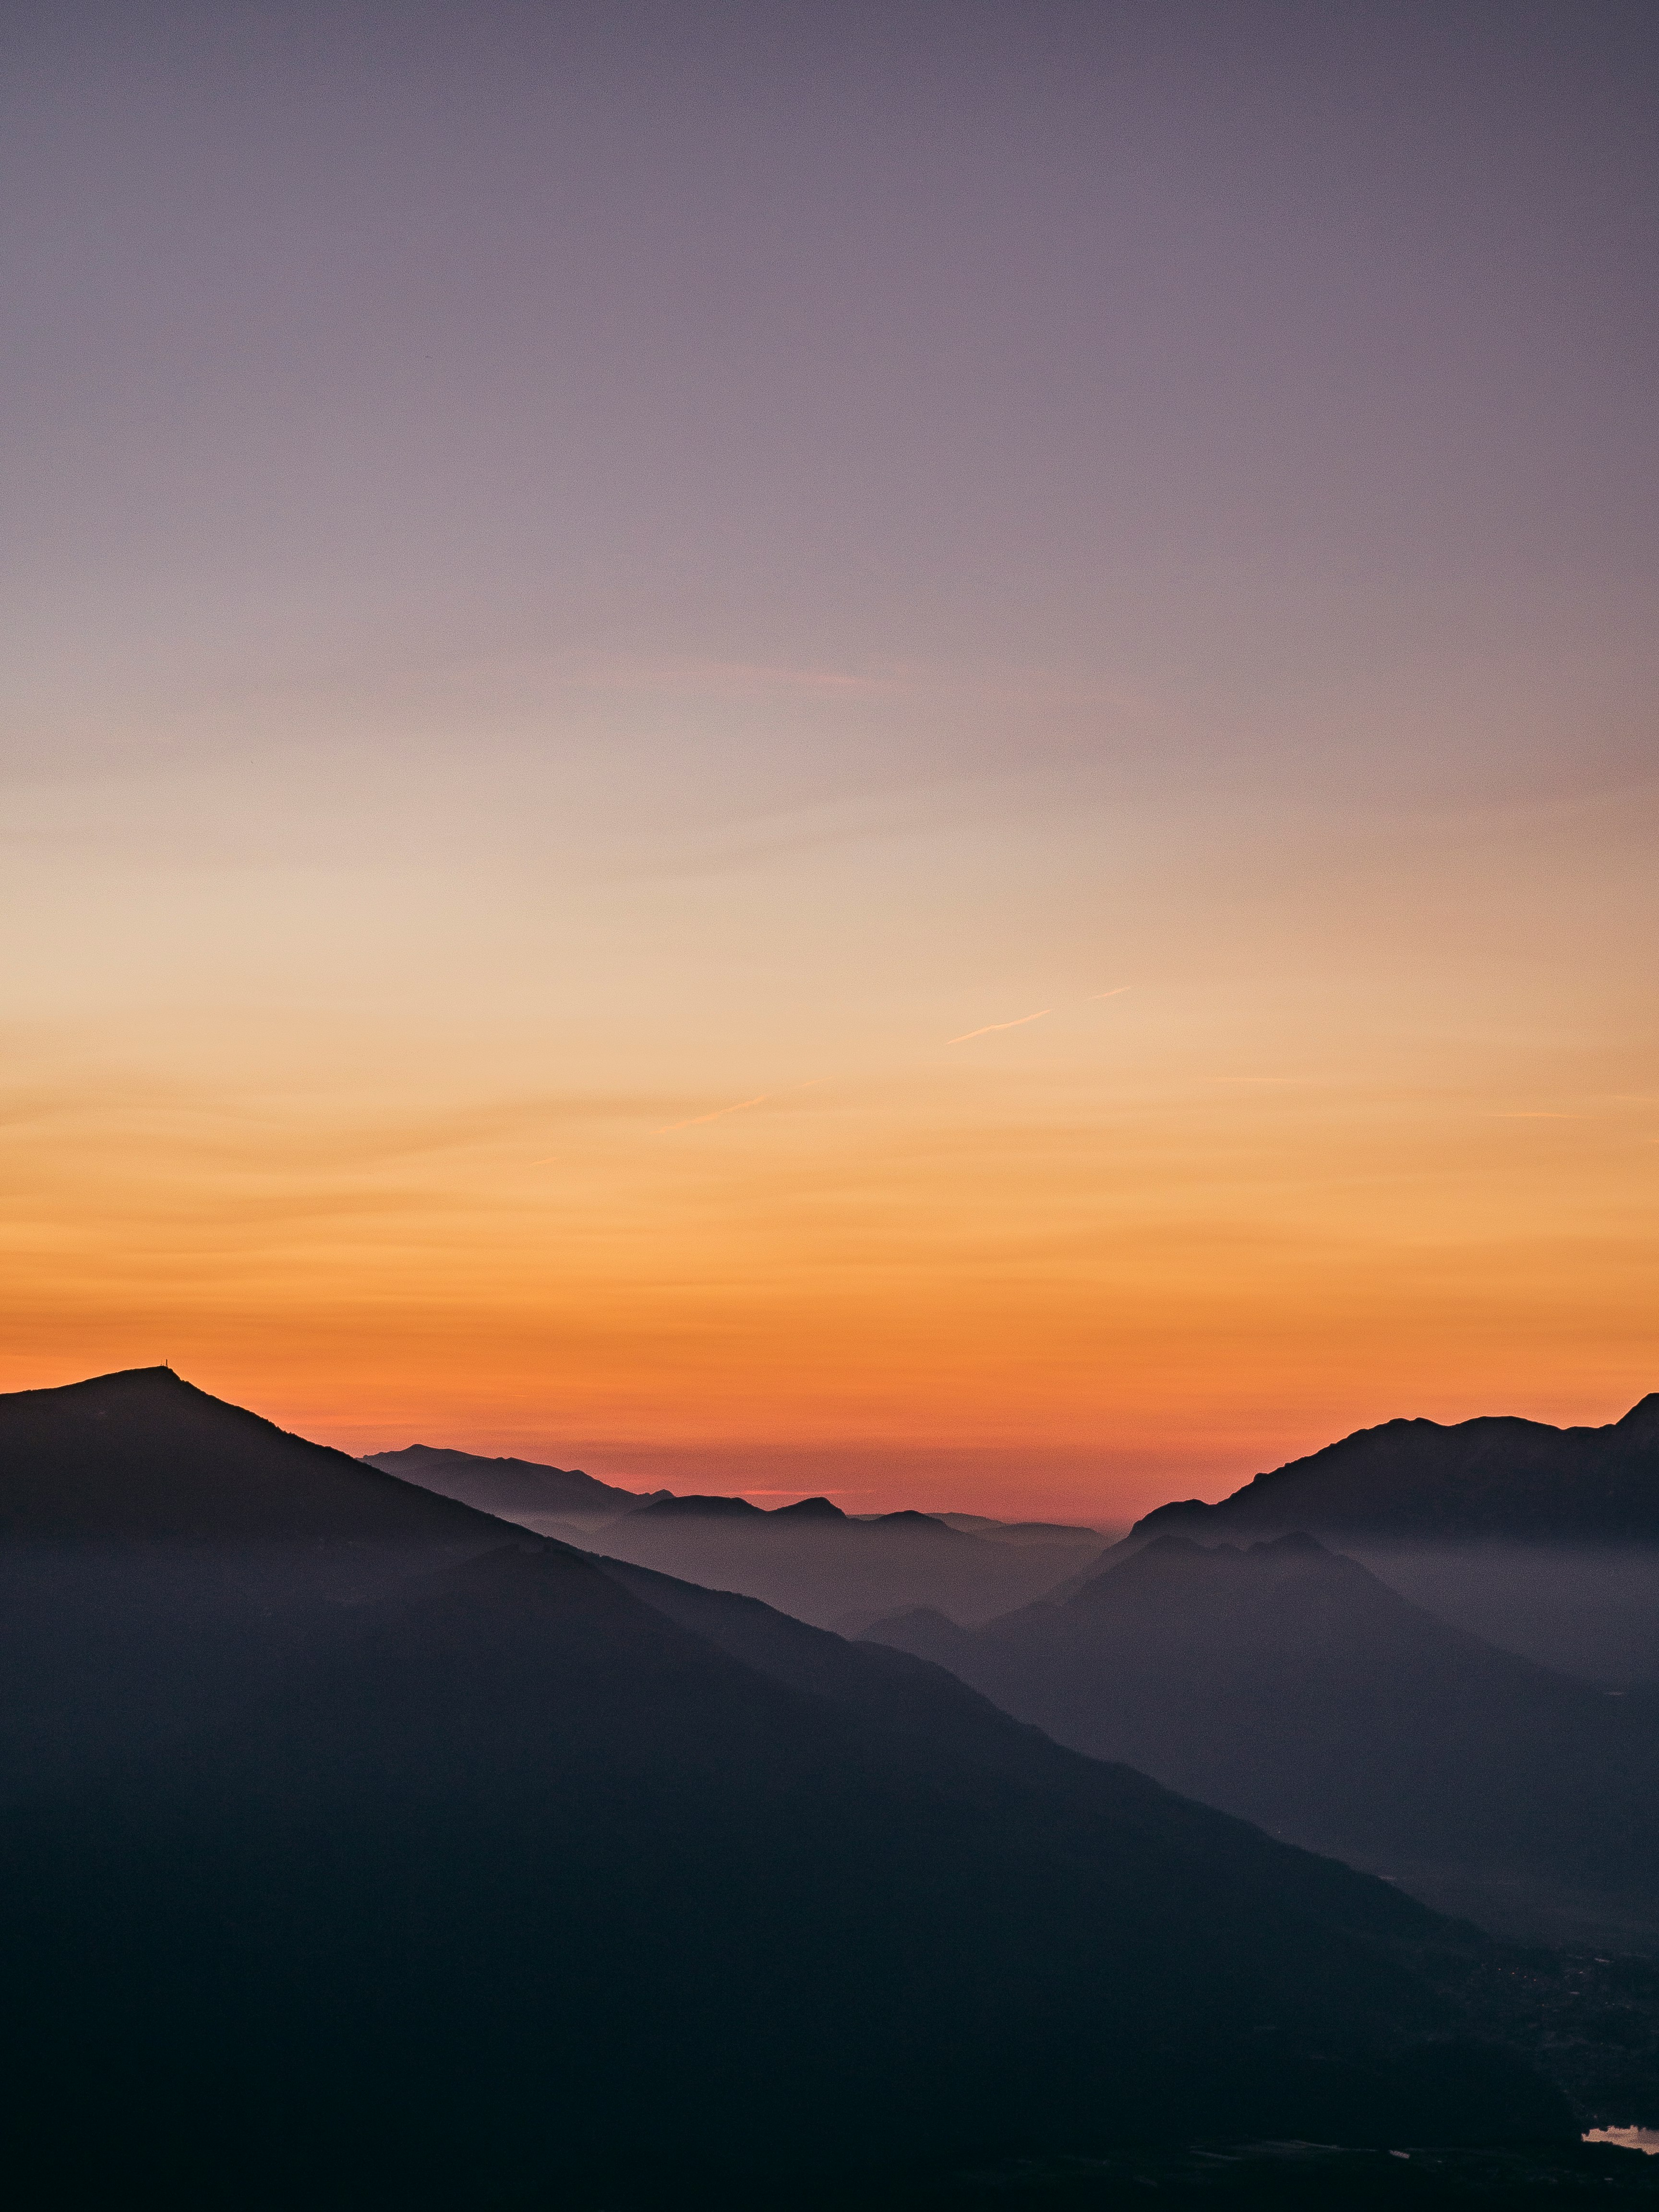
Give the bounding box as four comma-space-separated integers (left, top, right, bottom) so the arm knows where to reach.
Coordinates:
1124, 1396, 1659, 1684
864, 1534, 1659, 1948
369, 1443, 1108, 1628
585, 1491, 1106, 1630
0, 1370, 1568, 2204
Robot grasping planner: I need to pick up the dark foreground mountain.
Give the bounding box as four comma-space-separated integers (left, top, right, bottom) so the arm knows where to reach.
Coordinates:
864, 1534, 1659, 1948
0, 1366, 512, 1540
363, 1441, 665, 1528
0, 1532, 1570, 2208
8, 1367, 1647, 2203
0, 1368, 512, 1800
585, 1490, 1104, 1629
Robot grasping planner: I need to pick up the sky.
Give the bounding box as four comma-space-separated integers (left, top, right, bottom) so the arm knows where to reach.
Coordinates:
2, 0, 1656, 1521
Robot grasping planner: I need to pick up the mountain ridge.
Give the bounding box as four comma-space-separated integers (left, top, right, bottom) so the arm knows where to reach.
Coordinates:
362, 1441, 663, 1527
1132, 1397, 1659, 1547
0, 1368, 510, 1543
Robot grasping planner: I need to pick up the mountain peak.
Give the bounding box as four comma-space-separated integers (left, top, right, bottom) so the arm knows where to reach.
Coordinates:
0, 1369, 507, 1542
1613, 1393, 1659, 1443
634, 1493, 765, 1520
1250, 1529, 1331, 1559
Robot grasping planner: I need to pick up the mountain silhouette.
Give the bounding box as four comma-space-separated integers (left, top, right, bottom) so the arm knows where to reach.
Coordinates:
362, 1442, 664, 1528
632, 1488, 768, 1517
0, 1368, 513, 1802
1133, 1398, 1659, 1547
0, 1368, 507, 1541
0, 1369, 1578, 2202
0, 1530, 1567, 2206
863, 1532, 1659, 1946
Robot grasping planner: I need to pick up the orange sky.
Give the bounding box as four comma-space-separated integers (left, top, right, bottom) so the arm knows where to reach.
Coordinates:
2, 11, 1656, 1524
3, 755, 1654, 1524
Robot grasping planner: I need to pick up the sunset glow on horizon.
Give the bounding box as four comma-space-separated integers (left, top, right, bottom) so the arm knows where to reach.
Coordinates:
3, 3, 1655, 1523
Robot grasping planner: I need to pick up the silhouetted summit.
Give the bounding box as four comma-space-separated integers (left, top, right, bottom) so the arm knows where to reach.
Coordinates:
1131, 1397, 1659, 1546
1618, 1393, 1659, 1445
634, 1490, 765, 1518
0, 1368, 505, 1542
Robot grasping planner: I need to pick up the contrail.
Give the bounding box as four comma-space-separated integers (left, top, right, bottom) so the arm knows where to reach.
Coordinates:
659, 1093, 772, 1134
658, 1077, 825, 1136
950, 1009, 1052, 1044
1089, 986, 1132, 1000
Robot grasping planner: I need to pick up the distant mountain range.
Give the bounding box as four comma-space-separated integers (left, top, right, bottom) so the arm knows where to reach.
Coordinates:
367, 1443, 1110, 1628
1134, 1396, 1659, 1547
584, 1487, 1106, 1629
864, 1531, 1659, 1949
0, 1368, 1575, 2202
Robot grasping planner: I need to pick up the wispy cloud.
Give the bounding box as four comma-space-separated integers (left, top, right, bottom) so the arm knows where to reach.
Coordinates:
659, 1092, 773, 1134
950, 1010, 1052, 1045
658, 1078, 825, 1136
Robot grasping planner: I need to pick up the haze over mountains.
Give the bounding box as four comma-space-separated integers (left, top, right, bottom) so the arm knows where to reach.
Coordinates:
866, 1531, 1659, 1949
1122, 1399, 1659, 1685
0, 1369, 511, 1803
369, 1442, 1109, 1629
0, 1367, 1582, 2205
364, 1441, 665, 1529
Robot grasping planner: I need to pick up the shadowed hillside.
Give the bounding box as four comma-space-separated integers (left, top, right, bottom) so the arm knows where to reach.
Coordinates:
0, 1369, 512, 1801
864, 1533, 1659, 1948
0, 1535, 1567, 2206
363, 1442, 665, 1528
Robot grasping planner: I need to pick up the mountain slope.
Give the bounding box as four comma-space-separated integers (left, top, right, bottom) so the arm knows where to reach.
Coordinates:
0, 1368, 512, 1802
863, 1534, 1659, 1942
0, 1534, 1565, 2208
362, 1442, 661, 1528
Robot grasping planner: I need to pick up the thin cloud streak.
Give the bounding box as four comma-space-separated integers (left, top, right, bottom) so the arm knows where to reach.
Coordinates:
658, 1078, 826, 1137
659, 1093, 772, 1134
950, 1010, 1052, 1045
